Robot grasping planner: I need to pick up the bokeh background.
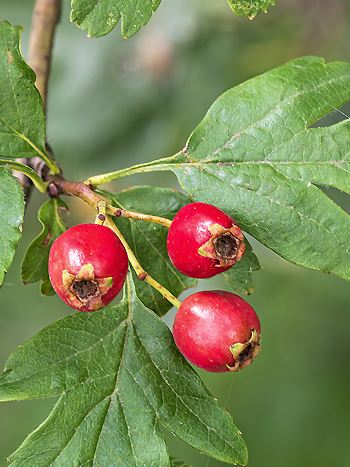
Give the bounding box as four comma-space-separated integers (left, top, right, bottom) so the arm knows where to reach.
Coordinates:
1, 1, 350, 466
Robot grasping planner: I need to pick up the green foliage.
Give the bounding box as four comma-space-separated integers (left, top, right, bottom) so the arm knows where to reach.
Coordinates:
0, 168, 24, 286
70, 0, 276, 38
105, 186, 196, 316
0, 275, 247, 466
0, 21, 46, 159
21, 199, 67, 296
223, 241, 260, 296
70, 0, 161, 38
137, 57, 350, 281
228, 0, 276, 19
170, 459, 191, 467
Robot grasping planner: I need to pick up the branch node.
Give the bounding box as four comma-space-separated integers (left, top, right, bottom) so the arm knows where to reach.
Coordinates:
114, 209, 123, 217
48, 181, 61, 198
138, 272, 148, 281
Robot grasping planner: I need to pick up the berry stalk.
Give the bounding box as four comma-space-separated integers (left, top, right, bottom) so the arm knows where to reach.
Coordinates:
104, 216, 182, 309
108, 206, 172, 228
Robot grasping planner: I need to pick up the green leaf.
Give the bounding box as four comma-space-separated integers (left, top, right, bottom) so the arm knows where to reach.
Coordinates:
223, 241, 260, 296
0, 21, 46, 160
0, 275, 248, 466
21, 199, 67, 296
141, 57, 350, 281
70, 0, 161, 38
104, 186, 196, 316
0, 167, 24, 286
228, 0, 276, 19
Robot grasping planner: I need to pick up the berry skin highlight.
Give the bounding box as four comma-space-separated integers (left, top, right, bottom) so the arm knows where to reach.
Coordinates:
173, 291, 261, 372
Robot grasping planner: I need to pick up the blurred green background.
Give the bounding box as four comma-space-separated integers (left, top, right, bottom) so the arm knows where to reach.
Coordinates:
1, 0, 350, 466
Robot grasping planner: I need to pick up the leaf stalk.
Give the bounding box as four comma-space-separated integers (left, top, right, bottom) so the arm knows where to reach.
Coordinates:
85, 153, 182, 186
105, 216, 181, 309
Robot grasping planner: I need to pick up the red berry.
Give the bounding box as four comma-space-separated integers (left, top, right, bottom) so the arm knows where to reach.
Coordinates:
167, 202, 245, 278
173, 291, 261, 372
48, 224, 128, 312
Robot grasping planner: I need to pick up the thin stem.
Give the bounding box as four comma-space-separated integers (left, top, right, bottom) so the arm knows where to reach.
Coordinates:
0, 160, 47, 193
107, 206, 172, 228
28, 0, 62, 112
15, 0, 62, 198
55, 179, 172, 228
85, 153, 182, 186
28, 0, 61, 175
86, 165, 161, 186
95, 200, 107, 225
104, 216, 181, 309
53, 178, 103, 208
16, 132, 60, 175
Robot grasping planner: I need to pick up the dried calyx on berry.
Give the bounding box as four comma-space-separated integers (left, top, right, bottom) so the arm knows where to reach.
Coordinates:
198, 223, 245, 267
228, 328, 261, 372
62, 263, 113, 311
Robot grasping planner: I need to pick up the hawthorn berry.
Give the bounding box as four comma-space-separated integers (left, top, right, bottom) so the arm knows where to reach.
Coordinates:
173, 291, 261, 372
167, 202, 245, 278
48, 224, 128, 312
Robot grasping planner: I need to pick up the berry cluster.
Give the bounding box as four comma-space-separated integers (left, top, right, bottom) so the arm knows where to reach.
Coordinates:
48, 202, 261, 373
168, 203, 261, 373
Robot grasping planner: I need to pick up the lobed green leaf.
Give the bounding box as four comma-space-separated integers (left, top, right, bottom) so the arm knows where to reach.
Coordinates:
0, 21, 46, 160
143, 57, 350, 281
70, 0, 161, 38
70, 0, 277, 38
104, 186, 196, 316
0, 275, 247, 466
21, 199, 67, 296
0, 167, 24, 286
228, 0, 276, 19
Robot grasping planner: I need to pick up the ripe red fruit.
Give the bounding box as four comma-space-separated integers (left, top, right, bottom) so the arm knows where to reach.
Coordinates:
48, 224, 128, 312
167, 202, 245, 278
173, 291, 261, 372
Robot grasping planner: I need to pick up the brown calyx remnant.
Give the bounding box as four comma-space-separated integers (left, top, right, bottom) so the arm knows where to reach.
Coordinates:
228, 329, 261, 372
214, 233, 238, 258
72, 280, 98, 299
62, 263, 113, 311
198, 223, 246, 267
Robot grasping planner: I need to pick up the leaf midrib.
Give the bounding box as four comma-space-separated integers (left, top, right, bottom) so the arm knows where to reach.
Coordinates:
0, 116, 44, 157
42, 317, 131, 466
129, 327, 242, 460
84, 282, 139, 466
